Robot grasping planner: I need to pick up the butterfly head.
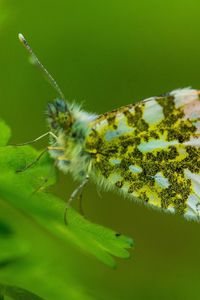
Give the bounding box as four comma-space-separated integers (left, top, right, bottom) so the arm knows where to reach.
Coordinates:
47, 99, 73, 133
47, 98, 93, 180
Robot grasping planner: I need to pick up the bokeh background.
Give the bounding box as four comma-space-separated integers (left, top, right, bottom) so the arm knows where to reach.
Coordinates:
1, 0, 200, 299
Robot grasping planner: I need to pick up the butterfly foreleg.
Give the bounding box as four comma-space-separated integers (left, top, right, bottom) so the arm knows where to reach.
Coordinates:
13, 131, 58, 146
17, 146, 66, 173
16, 148, 49, 173
15, 134, 62, 173
64, 175, 89, 225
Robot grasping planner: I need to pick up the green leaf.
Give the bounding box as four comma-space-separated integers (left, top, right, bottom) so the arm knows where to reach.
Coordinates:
0, 147, 133, 268
66, 208, 133, 267
0, 120, 134, 298
0, 120, 133, 267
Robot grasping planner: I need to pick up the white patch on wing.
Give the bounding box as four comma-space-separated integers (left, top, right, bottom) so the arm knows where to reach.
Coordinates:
183, 137, 200, 147
138, 139, 178, 152
187, 194, 199, 212
170, 88, 198, 108
109, 158, 121, 165
95, 119, 108, 131
129, 165, 142, 174
143, 99, 164, 125
185, 194, 200, 219
105, 117, 133, 141
183, 101, 200, 121
184, 170, 200, 197
154, 172, 170, 188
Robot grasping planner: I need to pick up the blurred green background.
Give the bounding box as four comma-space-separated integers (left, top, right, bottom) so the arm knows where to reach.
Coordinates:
1, 0, 200, 299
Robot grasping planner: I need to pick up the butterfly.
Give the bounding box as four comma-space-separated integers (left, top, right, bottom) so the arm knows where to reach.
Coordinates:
18, 34, 200, 223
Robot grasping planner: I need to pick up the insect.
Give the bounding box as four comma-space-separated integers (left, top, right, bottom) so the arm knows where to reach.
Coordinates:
18, 34, 200, 223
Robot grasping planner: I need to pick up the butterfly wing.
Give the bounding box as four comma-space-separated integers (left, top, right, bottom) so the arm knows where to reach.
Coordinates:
86, 88, 200, 220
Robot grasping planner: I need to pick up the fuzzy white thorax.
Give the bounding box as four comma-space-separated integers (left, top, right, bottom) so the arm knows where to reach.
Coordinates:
48, 102, 97, 181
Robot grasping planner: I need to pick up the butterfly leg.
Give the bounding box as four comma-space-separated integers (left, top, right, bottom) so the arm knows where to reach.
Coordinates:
17, 146, 65, 173
12, 131, 58, 146
64, 175, 89, 225
16, 148, 49, 173
15, 133, 62, 173
78, 191, 85, 216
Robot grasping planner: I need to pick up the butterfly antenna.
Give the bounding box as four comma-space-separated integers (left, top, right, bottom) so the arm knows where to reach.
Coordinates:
18, 33, 66, 101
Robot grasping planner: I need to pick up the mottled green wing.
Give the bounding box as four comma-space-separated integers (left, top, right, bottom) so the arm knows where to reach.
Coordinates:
86, 88, 200, 220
